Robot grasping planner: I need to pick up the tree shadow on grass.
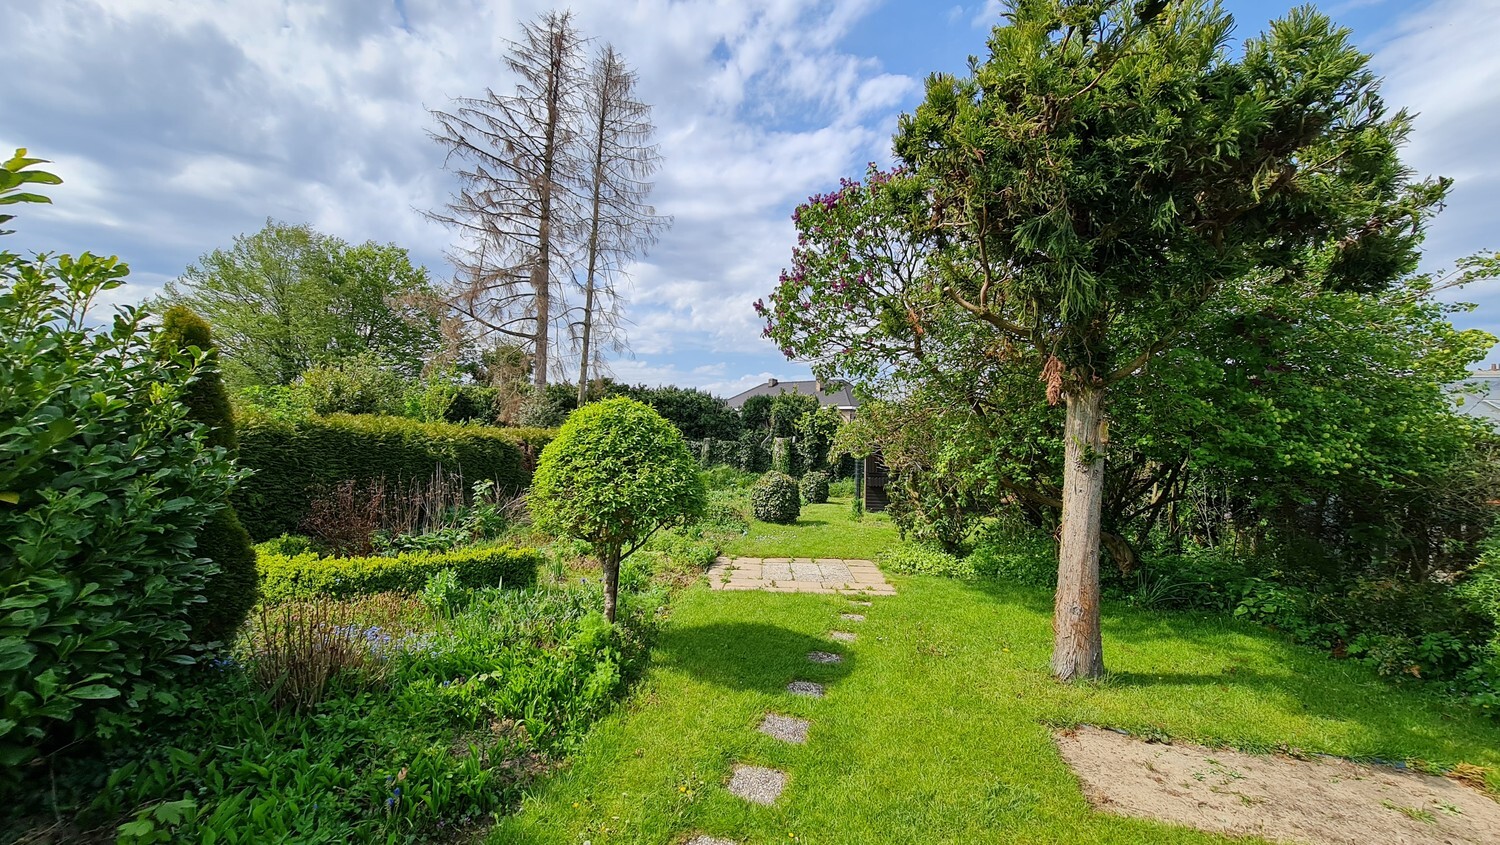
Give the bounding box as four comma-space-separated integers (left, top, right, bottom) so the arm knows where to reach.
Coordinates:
655, 621, 855, 693
793, 518, 830, 527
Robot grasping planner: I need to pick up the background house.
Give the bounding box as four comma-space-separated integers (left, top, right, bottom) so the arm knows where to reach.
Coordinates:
726, 378, 858, 421
1454, 364, 1500, 427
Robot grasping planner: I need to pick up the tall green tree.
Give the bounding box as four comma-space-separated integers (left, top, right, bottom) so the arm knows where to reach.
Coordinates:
767, 0, 1445, 680
159, 220, 441, 386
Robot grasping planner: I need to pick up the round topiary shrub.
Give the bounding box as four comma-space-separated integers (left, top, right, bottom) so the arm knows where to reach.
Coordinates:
530, 398, 705, 622
751, 471, 802, 524
800, 471, 831, 504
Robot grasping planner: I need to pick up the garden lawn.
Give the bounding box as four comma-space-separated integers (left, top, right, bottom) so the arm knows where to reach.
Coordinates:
720, 496, 900, 560
491, 509, 1500, 844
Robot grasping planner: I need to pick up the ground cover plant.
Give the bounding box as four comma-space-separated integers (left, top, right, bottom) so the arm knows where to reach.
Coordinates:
31, 579, 664, 844
492, 501, 1500, 845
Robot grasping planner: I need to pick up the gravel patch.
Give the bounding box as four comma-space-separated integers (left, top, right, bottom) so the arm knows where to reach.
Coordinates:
758, 713, 810, 744
829, 630, 856, 642
807, 650, 843, 664
728, 764, 787, 805
786, 680, 825, 697
840, 613, 866, 622
685, 837, 737, 845
1057, 726, 1500, 845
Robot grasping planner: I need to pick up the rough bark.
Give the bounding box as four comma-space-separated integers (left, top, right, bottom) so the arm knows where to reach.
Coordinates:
602, 548, 620, 624
1053, 383, 1106, 681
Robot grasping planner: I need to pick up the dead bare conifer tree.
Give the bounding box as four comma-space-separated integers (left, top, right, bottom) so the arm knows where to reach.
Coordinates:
428, 10, 586, 387
573, 44, 670, 406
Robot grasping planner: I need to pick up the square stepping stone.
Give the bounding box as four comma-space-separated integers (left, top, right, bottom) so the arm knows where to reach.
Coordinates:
807, 650, 842, 664
841, 613, 866, 622
727, 764, 786, 805
829, 630, 856, 642
686, 837, 737, 845
786, 680, 825, 697
758, 712, 810, 744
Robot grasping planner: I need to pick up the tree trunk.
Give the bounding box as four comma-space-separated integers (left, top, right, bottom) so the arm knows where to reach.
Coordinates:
1053, 384, 1106, 681
577, 89, 607, 407
602, 548, 620, 624
532, 28, 566, 388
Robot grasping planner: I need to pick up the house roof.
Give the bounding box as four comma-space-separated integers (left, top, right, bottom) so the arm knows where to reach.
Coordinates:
726, 378, 858, 410
1453, 367, 1500, 427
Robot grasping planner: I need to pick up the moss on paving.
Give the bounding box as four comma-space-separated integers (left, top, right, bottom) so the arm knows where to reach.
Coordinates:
492, 505, 1500, 845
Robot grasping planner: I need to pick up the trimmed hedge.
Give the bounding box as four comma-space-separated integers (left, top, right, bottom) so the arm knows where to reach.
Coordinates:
234, 411, 553, 540
259, 545, 541, 602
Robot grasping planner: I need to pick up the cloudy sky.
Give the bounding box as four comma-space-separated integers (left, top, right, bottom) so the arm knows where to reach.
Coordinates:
8, 0, 1500, 397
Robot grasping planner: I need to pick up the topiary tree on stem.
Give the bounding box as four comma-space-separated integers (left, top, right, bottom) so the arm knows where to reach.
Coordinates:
530, 397, 705, 622
155, 305, 259, 643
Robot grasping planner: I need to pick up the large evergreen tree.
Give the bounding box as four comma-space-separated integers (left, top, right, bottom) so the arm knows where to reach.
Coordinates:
766, 0, 1447, 680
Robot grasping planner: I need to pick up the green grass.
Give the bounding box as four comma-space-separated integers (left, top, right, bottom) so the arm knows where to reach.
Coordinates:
491, 512, 1500, 845
721, 496, 900, 560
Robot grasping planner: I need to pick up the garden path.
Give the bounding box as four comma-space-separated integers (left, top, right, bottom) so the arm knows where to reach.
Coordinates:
706, 556, 895, 595
688, 596, 872, 844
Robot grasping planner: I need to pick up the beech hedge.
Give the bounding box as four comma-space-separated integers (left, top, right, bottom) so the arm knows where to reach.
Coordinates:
234, 411, 552, 540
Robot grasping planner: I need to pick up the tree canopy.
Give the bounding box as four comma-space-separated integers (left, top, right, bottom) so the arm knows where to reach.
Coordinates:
159, 220, 442, 387
763, 0, 1477, 680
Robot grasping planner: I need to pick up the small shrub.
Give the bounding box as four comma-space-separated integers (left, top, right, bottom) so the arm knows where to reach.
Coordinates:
295, 353, 411, 416
698, 493, 750, 531
1, 247, 241, 789
879, 543, 973, 578
850, 495, 864, 521
530, 398, 705, 622
256, 534, 317, 556
301, 478, 387, 557
751, 471, 801, 524
242, 599, 386, 709
800, 471, 831, 504
258, 546, 541, 603
420, 568, 465, 616
968, 520, 1058, 587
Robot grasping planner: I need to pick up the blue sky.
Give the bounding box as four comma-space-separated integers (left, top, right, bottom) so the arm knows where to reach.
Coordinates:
7, 0, 1499, 397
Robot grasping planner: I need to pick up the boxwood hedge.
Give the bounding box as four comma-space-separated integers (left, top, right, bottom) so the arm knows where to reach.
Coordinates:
234, 411, 552, 540
258, 545, 541, 602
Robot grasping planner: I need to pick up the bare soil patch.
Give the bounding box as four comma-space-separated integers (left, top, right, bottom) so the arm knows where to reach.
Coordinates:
1056, 726, 1500, 845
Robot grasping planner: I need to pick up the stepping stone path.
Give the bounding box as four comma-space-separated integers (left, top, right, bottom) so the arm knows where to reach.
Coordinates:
758, 713, 810, 744
786, 680, 825, 697
728, 765, 787, 805
707, 557, 895, 595
850, 600, 873, 607
685, 575, 878, 839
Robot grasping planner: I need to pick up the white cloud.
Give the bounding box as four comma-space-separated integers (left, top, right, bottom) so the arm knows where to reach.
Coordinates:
4, 0, 912, 390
